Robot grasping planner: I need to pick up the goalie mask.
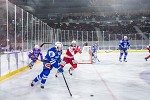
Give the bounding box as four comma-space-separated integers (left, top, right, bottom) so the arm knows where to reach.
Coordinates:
55, 41, 63, 51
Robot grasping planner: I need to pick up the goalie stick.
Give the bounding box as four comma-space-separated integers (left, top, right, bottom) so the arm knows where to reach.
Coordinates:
40, 42, 70, 47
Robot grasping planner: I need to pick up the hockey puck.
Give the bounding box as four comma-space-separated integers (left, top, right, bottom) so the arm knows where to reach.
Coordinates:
90, 94, 94, 97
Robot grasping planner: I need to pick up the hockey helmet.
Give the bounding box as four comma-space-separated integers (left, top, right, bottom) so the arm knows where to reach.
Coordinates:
124, 36, 128, 40
71, 40, 77, 47
55, 41, 63, 50
94, 42, 98, 45
34, 45, 39, 49
71, 40, 77, 44
84, 42, 88, 46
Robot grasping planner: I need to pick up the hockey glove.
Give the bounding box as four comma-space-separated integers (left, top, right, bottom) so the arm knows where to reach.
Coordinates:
58, 67, 64, 73
76, 46, 82, 53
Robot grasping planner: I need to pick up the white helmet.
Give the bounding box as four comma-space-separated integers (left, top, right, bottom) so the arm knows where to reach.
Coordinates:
55, 41, 63, 48
34, 45, 39, 49
124, 36, 128, 40
71, 40, 77, 47
71, 40, 77, 44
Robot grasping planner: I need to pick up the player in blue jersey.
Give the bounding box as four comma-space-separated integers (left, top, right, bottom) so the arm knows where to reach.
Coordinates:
28, 45, 43, 69
118, 36, 130, 62
92, 42, 99, 62
31, 42, 64, 89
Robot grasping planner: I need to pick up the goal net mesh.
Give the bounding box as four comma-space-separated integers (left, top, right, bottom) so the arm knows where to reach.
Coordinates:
74, 46, 92, 64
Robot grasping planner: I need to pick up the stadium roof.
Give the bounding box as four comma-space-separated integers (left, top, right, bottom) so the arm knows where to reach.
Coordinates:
10, 0, 150, 22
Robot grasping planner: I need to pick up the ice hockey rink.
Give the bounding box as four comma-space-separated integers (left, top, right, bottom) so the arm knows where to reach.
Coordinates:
0, 52, 150, 100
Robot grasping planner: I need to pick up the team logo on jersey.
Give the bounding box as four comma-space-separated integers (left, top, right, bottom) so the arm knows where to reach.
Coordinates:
45, 63, 51, 68
58, 52, 62, 55
49, 51, 55, 57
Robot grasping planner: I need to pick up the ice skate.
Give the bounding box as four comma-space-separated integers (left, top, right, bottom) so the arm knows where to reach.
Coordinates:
119, 59, 122, 62
145, 58, 147, 61
31, 81, 34, 87
41, 84, 44, 89
68, 68, 72, 75
55, 74, 58, 77
123, 60, 127, 62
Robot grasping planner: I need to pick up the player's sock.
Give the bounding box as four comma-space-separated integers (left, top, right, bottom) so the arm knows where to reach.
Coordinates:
119, 53, 123, 62
29, 64, 32, 69
123, 52, 128, 62
33, 74, 42, 83
29, 62, 34, 69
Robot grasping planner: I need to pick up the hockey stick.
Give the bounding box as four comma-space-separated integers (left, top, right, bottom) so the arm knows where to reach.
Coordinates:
40, 42, 70, 47
62, 72, 72, 97
93, 55, 100, 62
93, 52, 100, 62
96, 56, 100, 62
40, 42, 53, 47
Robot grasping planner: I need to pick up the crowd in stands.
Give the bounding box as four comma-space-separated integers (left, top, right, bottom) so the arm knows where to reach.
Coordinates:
0, 4, 150, 48
0, 5, 28, 51
48, 13, 150, 41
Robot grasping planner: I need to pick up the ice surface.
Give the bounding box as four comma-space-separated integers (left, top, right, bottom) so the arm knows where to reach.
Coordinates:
0, 52, 150, 100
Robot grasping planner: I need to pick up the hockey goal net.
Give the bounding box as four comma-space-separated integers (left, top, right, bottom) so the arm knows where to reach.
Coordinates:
74, 46, 92, 64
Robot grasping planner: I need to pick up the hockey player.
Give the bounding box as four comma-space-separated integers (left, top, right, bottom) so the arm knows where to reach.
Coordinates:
28, 45, 43, 69
145, 44, 150, 61
55, 40, 82, 77
84, 42, 88, 46
118, 36, 130, 62
31, 42, 64, 89
92, 43, 99, 62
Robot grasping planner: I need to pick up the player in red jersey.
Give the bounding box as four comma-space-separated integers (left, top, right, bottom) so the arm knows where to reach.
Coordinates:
145, 44, 150, 61
55, 40, 82, 77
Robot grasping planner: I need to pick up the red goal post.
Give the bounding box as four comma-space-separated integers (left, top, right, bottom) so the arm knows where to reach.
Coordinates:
74, 46, 92, 64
